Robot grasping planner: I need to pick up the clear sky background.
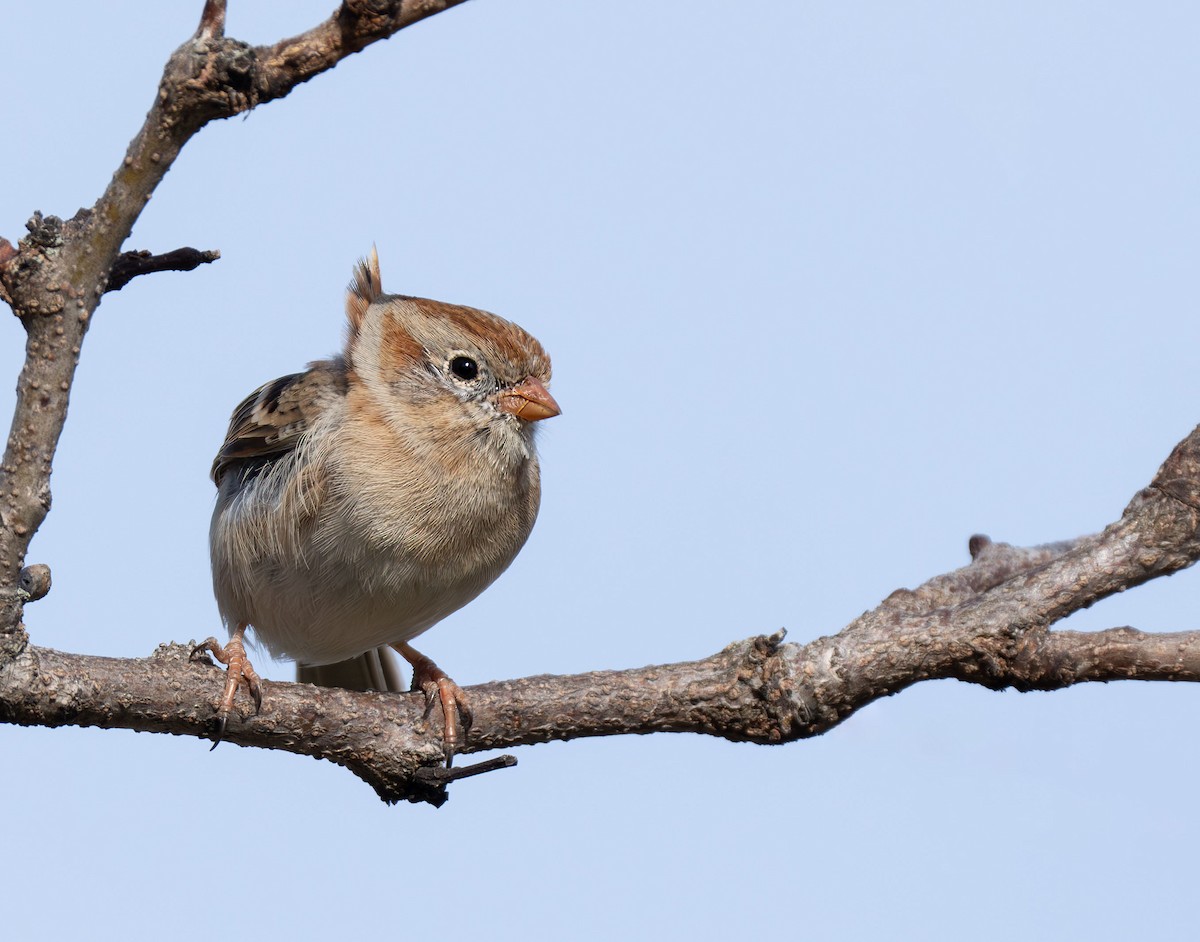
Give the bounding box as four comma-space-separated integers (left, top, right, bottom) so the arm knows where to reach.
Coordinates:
3, 3, 1198, 939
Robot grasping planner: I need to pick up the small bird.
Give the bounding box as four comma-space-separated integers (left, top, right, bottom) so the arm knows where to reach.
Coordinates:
196, 250, 559, 762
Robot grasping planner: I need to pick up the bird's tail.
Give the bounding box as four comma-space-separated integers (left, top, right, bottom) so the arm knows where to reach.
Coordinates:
297, 646, 405, 693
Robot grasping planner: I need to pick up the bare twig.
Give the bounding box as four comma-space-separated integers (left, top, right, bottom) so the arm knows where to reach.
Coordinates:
196, 0, 226, 41
106, 248, 220, 293
414, 755, 519, 788
253, 1, 472, 106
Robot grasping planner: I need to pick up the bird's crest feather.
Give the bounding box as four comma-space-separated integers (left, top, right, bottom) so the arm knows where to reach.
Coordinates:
346, 247, 382, 333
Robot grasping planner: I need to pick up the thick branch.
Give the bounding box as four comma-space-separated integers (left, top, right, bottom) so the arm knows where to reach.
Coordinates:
1006, 627, 1200, 688
2, 426, 1199, 805
4, 620, 1199, 807
0, 642, 457, 805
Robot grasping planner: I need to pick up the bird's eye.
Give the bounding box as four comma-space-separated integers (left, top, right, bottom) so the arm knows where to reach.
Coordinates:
448, 355, 479, 381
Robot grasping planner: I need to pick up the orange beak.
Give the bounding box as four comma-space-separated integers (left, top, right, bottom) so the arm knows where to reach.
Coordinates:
497, 376, 561, 422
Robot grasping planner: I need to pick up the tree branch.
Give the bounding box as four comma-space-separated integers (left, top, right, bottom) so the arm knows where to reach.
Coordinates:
255, 0, 473, 106
106, 248, 220, 294
1006, 628, 1200, 687
3, 426, 1198, 805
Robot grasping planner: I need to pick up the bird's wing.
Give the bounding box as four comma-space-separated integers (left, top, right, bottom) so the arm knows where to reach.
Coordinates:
211, 360, 347, 485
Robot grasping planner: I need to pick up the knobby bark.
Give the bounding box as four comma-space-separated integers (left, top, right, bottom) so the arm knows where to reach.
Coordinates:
1, 2, 1198, 806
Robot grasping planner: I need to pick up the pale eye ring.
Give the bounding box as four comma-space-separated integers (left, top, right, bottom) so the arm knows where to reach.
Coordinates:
448, 355, 480, 381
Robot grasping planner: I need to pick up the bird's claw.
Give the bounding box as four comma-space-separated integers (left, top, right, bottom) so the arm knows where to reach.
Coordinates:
395, 641, 472, 768
417, 675, 472, 767
209, 714, 227, 752
192, 632, 262, 749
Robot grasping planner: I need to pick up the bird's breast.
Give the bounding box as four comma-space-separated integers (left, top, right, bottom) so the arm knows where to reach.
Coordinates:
210, 411, 542, 666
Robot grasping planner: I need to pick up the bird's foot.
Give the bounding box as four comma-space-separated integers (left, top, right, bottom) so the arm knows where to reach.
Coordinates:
420, 673, 472, 768
393, 642, 472, 767
191, 631, 262, 749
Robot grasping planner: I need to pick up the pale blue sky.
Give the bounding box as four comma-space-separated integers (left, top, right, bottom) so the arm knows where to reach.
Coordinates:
3, 3, 1199, 939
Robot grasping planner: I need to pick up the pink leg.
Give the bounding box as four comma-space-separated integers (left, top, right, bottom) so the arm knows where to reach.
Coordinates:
192, 623, 262, 748
392, 641, 472, 767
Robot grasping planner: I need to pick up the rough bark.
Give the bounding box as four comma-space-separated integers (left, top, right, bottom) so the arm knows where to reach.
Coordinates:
3, 424, 1199, 804
2, 1, 1199, 807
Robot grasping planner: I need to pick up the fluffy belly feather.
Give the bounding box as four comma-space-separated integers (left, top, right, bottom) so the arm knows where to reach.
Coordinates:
209, 460, 529, 666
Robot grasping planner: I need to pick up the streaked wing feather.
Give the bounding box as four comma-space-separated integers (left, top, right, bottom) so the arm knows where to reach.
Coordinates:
211, 362, 346, 484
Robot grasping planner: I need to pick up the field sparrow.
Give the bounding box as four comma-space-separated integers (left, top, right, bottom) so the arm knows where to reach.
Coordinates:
196, 250, 559, 763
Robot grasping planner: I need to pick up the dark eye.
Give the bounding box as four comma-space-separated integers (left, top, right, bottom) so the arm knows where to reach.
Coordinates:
449, 355, 479, 381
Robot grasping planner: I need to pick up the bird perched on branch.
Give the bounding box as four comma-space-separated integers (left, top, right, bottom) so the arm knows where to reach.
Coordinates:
195, 250, 560, 763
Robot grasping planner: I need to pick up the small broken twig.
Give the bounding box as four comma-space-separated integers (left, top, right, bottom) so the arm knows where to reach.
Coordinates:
106, 247, 220, 293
